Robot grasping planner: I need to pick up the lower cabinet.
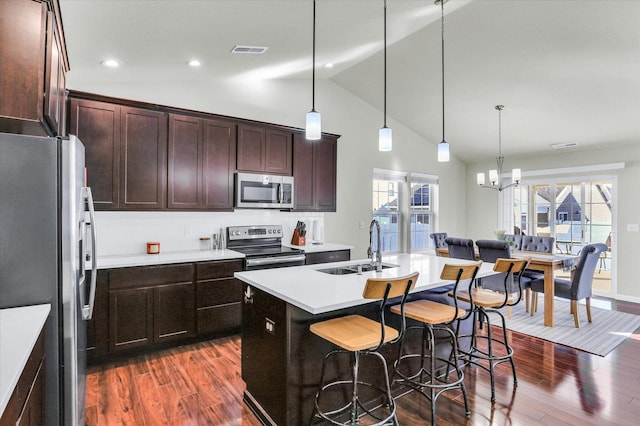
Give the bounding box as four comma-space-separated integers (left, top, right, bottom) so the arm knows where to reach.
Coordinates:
1, 329, 45, 426
305, 249, 351, 265
87, 258, 242, 362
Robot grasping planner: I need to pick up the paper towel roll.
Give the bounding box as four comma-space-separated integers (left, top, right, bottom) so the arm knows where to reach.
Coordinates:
312, 220, 324, 244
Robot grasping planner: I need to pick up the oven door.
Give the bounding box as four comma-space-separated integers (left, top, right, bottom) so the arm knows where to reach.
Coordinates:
245, 254, 306, 271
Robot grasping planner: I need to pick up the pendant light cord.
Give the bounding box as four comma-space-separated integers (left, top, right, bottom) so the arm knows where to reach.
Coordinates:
312, 0, 316, 111
496, 104, 504, 156
383, 0, 387, 127
440, 0, 445, 142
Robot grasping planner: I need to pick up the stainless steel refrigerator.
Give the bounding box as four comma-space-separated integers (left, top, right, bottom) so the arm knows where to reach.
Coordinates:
0, 132, 97, 425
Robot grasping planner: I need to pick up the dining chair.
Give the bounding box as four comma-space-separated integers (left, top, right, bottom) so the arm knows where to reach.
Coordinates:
530, 243, 608, 327
444, 237, 475, 260
453, 257, 530, 402
430, 232, 448, 249
310, 272, 418, 425
518, 235, 554, 312
598, 233, 612, 273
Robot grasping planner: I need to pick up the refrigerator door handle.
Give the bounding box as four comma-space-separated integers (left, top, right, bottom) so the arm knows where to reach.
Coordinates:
82, 187, 97, 320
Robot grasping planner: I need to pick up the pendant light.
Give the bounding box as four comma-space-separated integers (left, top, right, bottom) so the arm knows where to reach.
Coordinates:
379, 0, 392, 152
306, 0, 321, 140
477, 105, 522, 191
436, 0, 450, 162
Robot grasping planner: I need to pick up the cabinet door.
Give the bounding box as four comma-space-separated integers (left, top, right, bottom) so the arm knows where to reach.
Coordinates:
315, 136, 337, 212
154, 282, 196, 343
292, 133, 315, 210
265, 128, 292, 175
202, 118, 236, 209
109, 288, 153, 352
44, 11, 63, 136
168, 114, 201, 208
120, 107, 167, 209
68, 99, 120, 209
0, 0, 47, 135
236, 124, 265, 172
86, 270, 109, 360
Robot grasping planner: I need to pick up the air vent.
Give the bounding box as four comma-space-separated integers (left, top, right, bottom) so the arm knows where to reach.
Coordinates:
231, 45, 269, 54
551, 142, 579, 150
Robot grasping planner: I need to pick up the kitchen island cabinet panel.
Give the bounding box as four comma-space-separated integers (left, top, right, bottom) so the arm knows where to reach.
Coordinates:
304, 249, 350, 265
120, 107, 168, 209
68, 98, 120, 209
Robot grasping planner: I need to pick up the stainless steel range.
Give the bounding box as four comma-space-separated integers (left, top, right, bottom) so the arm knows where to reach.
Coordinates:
227, 225, 306, 270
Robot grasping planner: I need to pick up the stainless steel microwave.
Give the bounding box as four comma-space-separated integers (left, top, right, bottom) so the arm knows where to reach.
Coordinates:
235, 173, 294, 209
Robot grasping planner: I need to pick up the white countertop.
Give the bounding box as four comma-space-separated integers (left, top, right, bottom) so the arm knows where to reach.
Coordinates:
235, 253, 496, 315
284, 242, 353, 253
0, 304, 50, 417
95, 249, 245, 269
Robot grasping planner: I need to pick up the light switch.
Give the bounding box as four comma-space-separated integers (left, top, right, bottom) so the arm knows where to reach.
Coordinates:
627, 224, 639, 232
359, 220, 365, 229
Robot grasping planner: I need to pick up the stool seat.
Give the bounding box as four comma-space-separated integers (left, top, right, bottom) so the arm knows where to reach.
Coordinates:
391, 299, 465, 325
454, 288, 518, 308
310, 315, 399, 352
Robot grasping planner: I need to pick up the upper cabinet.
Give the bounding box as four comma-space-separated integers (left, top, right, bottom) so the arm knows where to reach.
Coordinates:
293, 133, 337, 212
68, 97, 167, 210
168, 114, 236, 210
0, 0, 68, 137
236, 124, 292, 175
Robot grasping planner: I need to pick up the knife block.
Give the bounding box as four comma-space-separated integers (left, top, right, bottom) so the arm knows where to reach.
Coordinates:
291, 229, 306, 246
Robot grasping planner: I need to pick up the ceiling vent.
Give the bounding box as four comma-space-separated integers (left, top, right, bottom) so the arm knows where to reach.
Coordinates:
551, 142, 579, 150
231, 45, 269, 54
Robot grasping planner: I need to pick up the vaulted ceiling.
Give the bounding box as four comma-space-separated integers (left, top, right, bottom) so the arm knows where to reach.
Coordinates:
60, 0, 640, 163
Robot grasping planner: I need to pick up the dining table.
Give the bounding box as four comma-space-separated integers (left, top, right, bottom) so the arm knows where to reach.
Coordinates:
435, 247, 578, 327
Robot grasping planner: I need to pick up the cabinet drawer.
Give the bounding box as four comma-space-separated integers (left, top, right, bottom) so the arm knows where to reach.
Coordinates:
109, 263, 194, 290
196, 278, 242, 308
197, 303, 241, 335
196, 260, 243, 280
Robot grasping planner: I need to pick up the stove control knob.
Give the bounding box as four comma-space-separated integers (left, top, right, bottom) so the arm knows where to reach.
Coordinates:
268, 229, 272, 234
234, 231, 240, 236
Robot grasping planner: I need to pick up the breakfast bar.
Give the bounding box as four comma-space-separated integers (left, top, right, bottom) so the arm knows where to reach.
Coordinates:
235, 253, 496, 425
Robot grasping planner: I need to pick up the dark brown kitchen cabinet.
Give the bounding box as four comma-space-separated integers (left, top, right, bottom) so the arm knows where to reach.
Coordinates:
0, 329, 45, 426
107, 263, 195, 353
0, 0, 68, 137
86, 270, 109, 361
293, 133, 337, 212
168, 114, 236, 210
195, 259, 243, 336
305, 249, 351, 265
68, 98, 120, 209
120, 107, 168, 209
237, 124, 292, 175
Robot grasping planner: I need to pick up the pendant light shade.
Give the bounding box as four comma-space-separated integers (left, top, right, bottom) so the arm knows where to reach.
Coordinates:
436, 0, 450, 162
379, 0, 392, 152
379, 126, 392, 151
306, 109, 321, 140
438, 141, 450, 162
306, 0, 321, 140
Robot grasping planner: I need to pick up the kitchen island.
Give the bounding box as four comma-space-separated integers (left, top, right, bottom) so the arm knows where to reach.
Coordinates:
235, 253, 495, 425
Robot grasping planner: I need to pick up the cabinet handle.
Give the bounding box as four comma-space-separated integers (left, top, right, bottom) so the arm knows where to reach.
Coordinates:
244, 286, 254, 304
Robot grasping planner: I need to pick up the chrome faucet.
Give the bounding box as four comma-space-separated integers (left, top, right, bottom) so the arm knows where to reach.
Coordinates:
368, 219, 383, 272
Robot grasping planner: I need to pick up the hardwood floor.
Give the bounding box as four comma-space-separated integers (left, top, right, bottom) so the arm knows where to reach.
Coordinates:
86, 299, 640, 425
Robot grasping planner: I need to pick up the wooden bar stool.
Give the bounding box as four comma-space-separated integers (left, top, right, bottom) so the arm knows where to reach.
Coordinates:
390, 262, 481, 425
453, 257, 530, 402
310, 272, 419, 425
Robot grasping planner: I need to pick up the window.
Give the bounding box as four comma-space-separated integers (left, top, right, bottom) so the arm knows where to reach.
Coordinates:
372, 169, 438, 254
372, 169, 405, 253
409, 173, 438, 251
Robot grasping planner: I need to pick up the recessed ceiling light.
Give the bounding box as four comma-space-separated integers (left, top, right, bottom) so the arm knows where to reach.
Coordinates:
551, 142, 579, 149
186, 59, 202, 67
324, 63, 334, 68
100, 59, 122, 68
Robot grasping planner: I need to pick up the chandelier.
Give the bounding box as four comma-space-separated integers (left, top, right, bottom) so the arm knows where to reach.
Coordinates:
477, 105, 521, 191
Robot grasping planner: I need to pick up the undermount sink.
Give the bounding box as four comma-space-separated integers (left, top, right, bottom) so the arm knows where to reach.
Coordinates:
317, 262, 398, 275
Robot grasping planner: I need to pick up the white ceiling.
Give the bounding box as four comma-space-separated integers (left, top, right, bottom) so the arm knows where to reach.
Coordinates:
59, 0, 640, 163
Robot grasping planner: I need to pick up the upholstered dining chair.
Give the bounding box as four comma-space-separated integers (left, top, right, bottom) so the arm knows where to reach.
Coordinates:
530, 243, 608, 327
518, 235, 554, 312
444, 237, 475, 260
430, 232, 448, 249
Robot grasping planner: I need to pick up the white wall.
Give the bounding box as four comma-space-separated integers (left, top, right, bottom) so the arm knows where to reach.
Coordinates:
68, 76, 468, 260
466, 142, 640, 301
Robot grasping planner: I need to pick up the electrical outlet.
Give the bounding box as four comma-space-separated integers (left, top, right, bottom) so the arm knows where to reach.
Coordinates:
184, 225, 193, 236
265, 318, 275, 335
359, 220, 365, 229
628, 224, 639, 232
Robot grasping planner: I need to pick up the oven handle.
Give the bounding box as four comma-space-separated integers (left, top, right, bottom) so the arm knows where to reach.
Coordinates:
246, 254, 306, 267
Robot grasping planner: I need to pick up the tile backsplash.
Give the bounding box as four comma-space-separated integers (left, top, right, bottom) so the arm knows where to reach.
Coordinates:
94, 210, 324, 256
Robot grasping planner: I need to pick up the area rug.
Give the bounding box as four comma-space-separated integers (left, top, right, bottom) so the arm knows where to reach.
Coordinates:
487, 298, 640, 357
